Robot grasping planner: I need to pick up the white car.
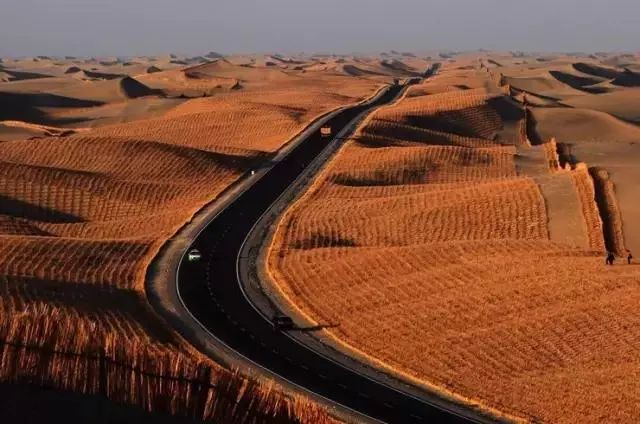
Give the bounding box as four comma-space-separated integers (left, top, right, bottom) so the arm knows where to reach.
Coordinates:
187, 248, 202, 262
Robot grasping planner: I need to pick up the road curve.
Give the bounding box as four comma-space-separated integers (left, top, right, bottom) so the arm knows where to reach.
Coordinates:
163, 69, 490, 424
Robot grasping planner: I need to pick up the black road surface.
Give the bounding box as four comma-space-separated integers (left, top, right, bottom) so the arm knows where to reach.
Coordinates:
178, 70, 478, 424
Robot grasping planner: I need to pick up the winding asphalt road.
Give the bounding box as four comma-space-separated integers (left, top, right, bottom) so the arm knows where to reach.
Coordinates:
175, 70, 487, 424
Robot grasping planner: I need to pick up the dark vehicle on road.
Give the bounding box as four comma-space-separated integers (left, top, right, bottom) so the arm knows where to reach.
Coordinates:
272, 315, 295, 331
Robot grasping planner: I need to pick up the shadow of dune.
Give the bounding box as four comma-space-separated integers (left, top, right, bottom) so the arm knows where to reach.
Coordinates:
404, 110, 489, 139
0, 216, 52, 236
1, 69, 53, 81
331, 167, 427, 187
342, 65, 386, 77
360, 120, 476, 147
84, 69, 126, 80
331, 174, 393, 186
0, 382, 198, 424
2, 276, 179, 344
139, 139, 270, 173
487, 96, 525, 123
120, 77, 165, 98
393, 97, 523, 140
573, 63, 619, 79
525, 110, 544, 145
549, 70, 610, 93
613, 69, 640, 87
573, 63, 640, 87
380, 60, 421, 76
290, 232, 358, 249
0, 92, 104, 109
0, 92, 105, 126
64, 66, 82, 74
0, 195, 84, 223
353, 134, 410, 148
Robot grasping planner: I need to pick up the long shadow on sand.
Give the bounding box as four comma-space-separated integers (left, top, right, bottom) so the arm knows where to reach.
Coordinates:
549, 70, 610, 94
0, 92, 105, 126
2, 276, 180, 344
0, 195, 84, 223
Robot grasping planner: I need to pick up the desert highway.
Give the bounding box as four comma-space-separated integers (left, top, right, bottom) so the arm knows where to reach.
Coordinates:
175, 70, 482, 424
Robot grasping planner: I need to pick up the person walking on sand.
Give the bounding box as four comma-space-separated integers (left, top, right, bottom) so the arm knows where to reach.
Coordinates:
628, 251, 633, 265
606, 251, 616, 266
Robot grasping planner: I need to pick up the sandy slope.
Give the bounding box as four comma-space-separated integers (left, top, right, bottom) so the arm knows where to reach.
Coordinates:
268, 60, 640, 423
562, 88, 640, 122
531, 107, 640, 143
0, 53, 427, 419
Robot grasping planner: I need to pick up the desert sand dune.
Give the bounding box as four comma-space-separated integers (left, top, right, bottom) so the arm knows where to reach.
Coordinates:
35, 97, 186, 129
301, 56, 424, 82
0, 54, 387, 422
39, 77, 159, 103
379, 59, 422, 76
573, 62, 640, 87
0, 68, 53, 82
0, 120, 79, 140
0, 76, 85, 95
380, 87, 515, 140
146, 65, 162, 73
573, 62, 625, 79
504, 73, 588, 99
531, 106, 640, 143
569, 142, 640, 258
267, 63, 640, 423
510, 88, 561, 107
10, 51, 639, 422
69, 68, 126, 80
548, 70, 609, 93
601, 54, 640, 68
64, 66, 82, 74
407, 72, 489, 95
341, 64, 387, 77
118, 76, 161, 98
526, 55, 640, 270
184, 58, 292, 82
0, 91, 103, 125
562, 87, 640, 122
